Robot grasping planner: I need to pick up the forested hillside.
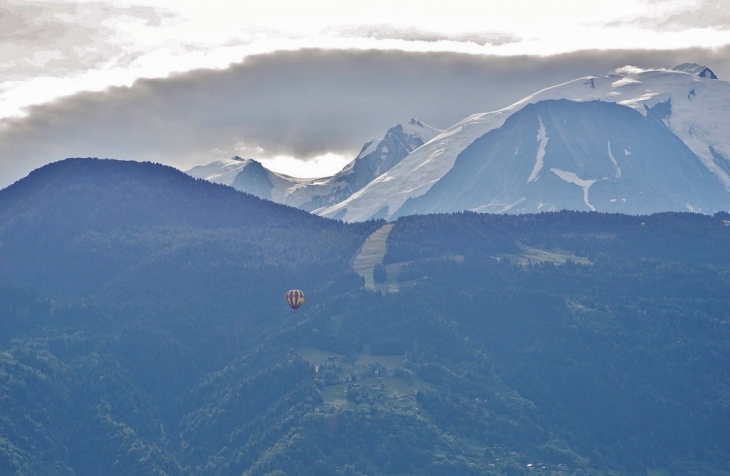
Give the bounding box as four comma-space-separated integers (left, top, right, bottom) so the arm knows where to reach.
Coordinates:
0, 159, 728, 476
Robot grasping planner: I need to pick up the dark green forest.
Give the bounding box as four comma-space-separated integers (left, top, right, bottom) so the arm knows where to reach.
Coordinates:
0, 158, 728, 476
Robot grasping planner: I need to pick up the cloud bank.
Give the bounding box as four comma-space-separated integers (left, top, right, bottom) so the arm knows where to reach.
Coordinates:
1, 47, 729, 188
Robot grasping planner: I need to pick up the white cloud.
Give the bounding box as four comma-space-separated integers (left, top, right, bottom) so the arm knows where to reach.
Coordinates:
260, 153, 351, 179
1, 0, 730, 187
613, 0, 730, 30
3, 0, 730, 121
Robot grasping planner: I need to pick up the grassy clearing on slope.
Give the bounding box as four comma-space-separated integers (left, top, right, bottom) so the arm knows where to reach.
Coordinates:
499, 244, 592, 266
301, 345, 429, 408
351, 224, 394, 290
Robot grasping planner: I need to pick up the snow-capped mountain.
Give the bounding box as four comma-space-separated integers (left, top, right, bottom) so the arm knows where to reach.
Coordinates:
317, 64, 730, 221
186, 118, 440, 211
395, 99, 727, 216
186, 156, 308, 199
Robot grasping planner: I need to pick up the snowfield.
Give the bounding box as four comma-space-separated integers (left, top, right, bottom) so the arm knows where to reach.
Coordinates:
317, 63, 730, 222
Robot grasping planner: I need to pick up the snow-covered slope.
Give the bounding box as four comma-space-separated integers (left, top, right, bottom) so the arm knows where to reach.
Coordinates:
187, 156, 253, 185
317, 64, 730, 221
283, 118, 440, 211
186, 156, 308, 201
395, 99, 729, 216
186, 119, 440, 211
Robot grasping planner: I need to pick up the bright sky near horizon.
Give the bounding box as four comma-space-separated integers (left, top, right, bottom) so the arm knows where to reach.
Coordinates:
1, 0, 729, 182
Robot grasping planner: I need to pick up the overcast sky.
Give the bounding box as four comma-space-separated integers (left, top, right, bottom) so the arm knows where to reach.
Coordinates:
1, 0, 729, 187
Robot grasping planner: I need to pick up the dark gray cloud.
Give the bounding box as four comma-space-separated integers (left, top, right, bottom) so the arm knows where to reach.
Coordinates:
2, 46, 730, 188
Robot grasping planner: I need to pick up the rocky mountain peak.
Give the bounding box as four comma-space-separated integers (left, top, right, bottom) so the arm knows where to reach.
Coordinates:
672, 63, 718, 79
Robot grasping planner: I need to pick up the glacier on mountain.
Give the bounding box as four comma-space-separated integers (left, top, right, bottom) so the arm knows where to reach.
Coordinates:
316, 64, 730, 221
187, 118, 440, 211
188, 64, 729, 221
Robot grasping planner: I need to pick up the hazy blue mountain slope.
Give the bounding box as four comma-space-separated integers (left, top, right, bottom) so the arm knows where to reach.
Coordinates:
395, 100, 729, 218
0, 160, 728, 476
385, 211, 730, 474
0, 158, 376, 301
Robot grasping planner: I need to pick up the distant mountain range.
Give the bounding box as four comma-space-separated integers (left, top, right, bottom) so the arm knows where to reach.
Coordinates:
188, 63, 730, 221
187, 119, 440, 212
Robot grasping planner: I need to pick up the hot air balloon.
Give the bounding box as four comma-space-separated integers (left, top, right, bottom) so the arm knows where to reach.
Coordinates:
286, 290, 305, 311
